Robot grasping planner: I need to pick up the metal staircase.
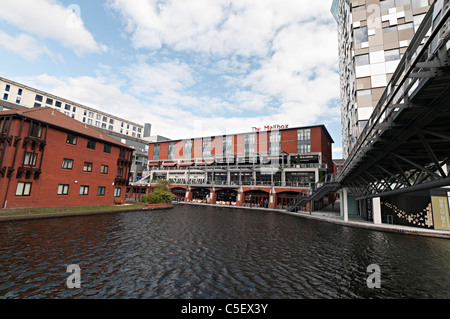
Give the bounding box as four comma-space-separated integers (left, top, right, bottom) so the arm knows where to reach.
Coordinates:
286, 174, 341, 212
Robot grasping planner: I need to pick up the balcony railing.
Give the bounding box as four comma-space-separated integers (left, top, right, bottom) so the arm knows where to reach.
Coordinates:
147, 162, 328, 171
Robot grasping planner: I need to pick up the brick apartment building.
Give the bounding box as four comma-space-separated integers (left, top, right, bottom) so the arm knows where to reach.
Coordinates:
129, 125, 335, 211
0, 107, 133, 209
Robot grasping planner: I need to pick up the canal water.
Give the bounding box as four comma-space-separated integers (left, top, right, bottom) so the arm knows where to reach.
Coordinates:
0, 204, 449, 299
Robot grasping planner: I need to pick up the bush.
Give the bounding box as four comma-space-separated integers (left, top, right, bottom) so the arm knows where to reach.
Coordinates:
142, 179, 174, 204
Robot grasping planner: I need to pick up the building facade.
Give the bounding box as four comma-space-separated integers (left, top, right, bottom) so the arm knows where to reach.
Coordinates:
0, 107, 133, 209
332, 0, 432, 158
0, 76, 161, 181
129, 125, 335, 210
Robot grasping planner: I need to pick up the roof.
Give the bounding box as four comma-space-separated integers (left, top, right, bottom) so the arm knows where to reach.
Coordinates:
0, 76, 143, 128
147, 124, 335, 145
0, 107, 132, 149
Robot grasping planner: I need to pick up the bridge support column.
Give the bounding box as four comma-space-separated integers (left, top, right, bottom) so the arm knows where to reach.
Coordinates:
185, 188, 192, 202
373, 197, 382, 225
339, 188, 349, 222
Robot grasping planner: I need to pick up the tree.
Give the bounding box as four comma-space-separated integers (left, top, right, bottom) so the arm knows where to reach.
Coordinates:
142, 179, 174, 204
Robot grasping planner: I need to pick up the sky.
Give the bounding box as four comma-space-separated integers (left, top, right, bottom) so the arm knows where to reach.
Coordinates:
0, 0, 343, 158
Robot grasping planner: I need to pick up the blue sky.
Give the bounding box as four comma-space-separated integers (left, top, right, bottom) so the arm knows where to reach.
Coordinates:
0, 0, 343, 158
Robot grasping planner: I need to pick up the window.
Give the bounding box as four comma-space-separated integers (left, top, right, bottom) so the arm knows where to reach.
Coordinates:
355, 54, 369, 66
297, 129, 311, 153
66, 133, 77, 145
18, 88, 22, 95
29, 122, 42, 138
398, 23, 413, 31
184, 140, 192, 159
114, 188, 121, 197
88, 112, 94, 118
46, 98, 53, 105
108, 125, 113, 131
87, 139, 96, 150
33, 103, 41, 108
412, 0, 429, 9
385, 49, 400, 62
100, 165, 109, 174
168, 142, 176, 160
35, 94, 43, 102
65, 104, 71, 111
117, 168, 123, 178
16, 182, 32, 196
383, 26, 397, 33
97, 187, 106, 196
72, 106, 76, 112
95, 121, 100, 127
83, 162, 93, 172
101, 123, 107, 129
57, 184, 69, 195
109, 119, 114, 124
153, 143, 160, 160
62, 158, 74, 169
87, 119, 93, 125
103, 144, 111, 153
102, 116, 107, 122
23, 152, 38, 166
380, 0, 395, 12
354, 27, 368, 44
96, 114, 101, 120
3, 93, 8, 100
269, 131, 281, 156
55, 101, 62, 108
5, 84, 10, 91
16, 97, 21, 104
79, 185, 89, 195
202, 138, 211, 158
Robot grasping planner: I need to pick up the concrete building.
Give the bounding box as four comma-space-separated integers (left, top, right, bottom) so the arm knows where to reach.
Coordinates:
331, 0, 450, 233
332, 0, 432, 158
0, 107, 133, 209
129, 125, 336, 211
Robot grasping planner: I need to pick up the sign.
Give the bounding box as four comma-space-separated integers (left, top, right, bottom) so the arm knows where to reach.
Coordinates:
431, 196, 450, 230
252, 124, 289, 132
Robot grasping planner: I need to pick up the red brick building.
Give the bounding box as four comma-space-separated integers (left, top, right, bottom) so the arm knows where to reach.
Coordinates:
0, 107, 133, 209
130, 125, 335, 211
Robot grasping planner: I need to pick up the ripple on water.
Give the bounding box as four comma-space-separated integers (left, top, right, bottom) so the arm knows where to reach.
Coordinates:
1, 205, 450, 299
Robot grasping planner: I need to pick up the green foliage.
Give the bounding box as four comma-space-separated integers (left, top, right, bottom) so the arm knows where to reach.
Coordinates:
142, 179, 174, 204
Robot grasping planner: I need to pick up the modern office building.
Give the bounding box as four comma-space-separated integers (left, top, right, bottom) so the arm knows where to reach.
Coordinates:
0, 107, 133, 209
129, 125, 335, 210
0, 76, 159, 181
332, 0, 432, 158
330, 0, 450, 232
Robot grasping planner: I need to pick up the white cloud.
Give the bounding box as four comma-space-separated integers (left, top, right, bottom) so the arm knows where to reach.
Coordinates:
0, 0, 106, 56
124, 60, 195, 96
107, 0, 334, 57
0, 30, 54, 61
18, 74, 146, 124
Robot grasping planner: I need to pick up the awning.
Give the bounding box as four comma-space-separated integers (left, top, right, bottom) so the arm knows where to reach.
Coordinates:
162, 161, 177, 167
179, 160, 195, 166
148, 161, 160, 167
195, 159, 215, 166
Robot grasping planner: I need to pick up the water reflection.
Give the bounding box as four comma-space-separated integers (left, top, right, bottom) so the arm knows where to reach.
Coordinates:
0, 204, 449, 298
